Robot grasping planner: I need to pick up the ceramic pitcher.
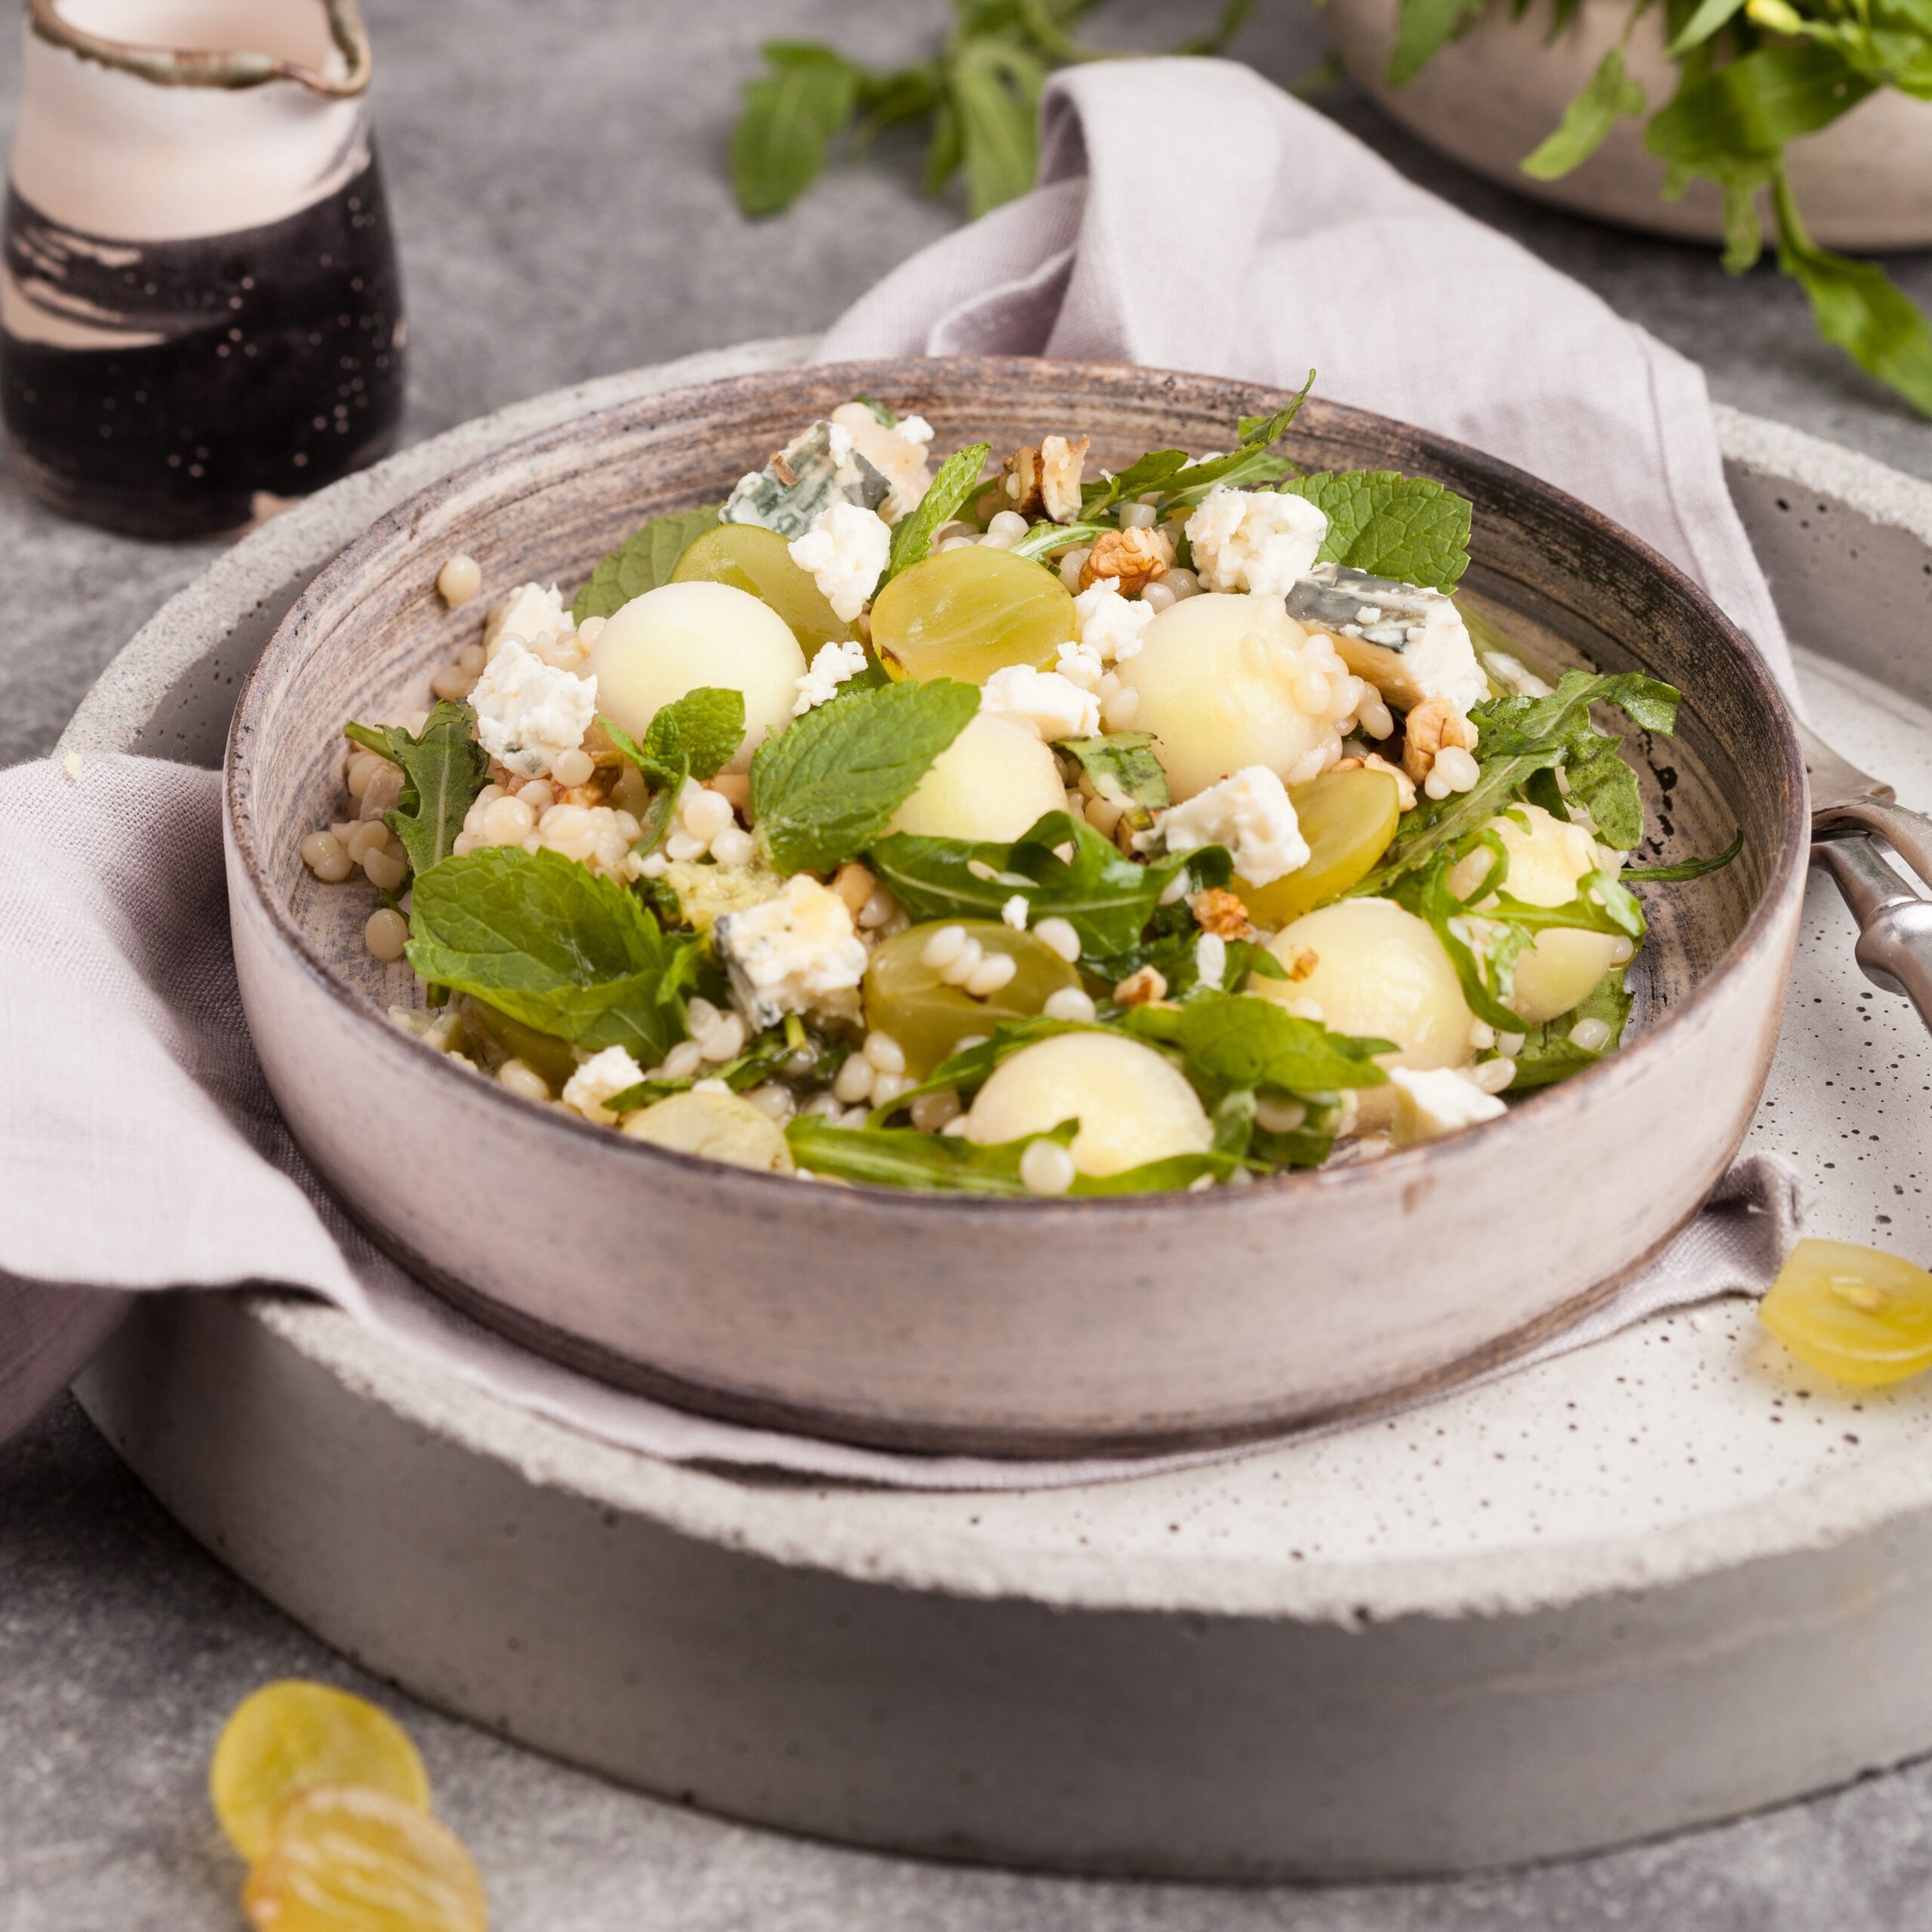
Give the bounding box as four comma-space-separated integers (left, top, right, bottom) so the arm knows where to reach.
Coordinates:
1, 0, 405, 537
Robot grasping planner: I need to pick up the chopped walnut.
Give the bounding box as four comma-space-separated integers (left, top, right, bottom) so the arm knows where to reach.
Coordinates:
1113, 964, 1169, 1007
1040, 435, 1090, 524
1399, 699, 1478, 786
1278, 945, 1320, 983
1079, 526, 1174, 595
998, 447, 1044, 518
1189, 888, 1254, 941
1333, 750, 1418, 812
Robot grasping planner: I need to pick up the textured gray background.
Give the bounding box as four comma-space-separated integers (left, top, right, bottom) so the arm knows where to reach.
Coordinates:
5, 2, 1932, 1927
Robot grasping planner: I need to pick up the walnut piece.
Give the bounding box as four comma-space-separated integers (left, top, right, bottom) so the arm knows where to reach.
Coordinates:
1112, 964, 1169, 1007
1333, 750, 1418, 812
1399, 699, 1478, 786
998, 447, 1044, 519
1079, 526, 1174, 594
1277, 944, 1320, 983
1189, 887, 1254, 941
1040, 435, 1090, 524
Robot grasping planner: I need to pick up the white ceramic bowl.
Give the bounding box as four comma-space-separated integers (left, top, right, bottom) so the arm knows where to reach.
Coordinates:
224, 356, 1807, 1456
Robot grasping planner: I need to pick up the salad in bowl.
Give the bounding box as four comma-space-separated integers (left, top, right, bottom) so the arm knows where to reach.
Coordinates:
299, 386, 1729, 1199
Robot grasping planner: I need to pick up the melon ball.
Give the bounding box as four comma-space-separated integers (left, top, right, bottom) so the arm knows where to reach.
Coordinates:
1115, 592, 1331, 801
1257, 897, 1473, 1072
1447, 804, 1623, 1026
589, 580, 807, 773
886, 709, 1067, 844
964, 1032, 1213, 1177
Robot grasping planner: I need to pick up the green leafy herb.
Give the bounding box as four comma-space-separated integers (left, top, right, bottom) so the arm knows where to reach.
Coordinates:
573, 506, 721, 624
751, 677, 980, 875
1522, 48, 1646, 180
731, 42, 864, 217
343, 701, 490, 881
867, 810, 1225, 963
407, 846, 701, 1063
886, 440, 992, 580
1006, 518, 1114, 561
1057, 733, 1170, 832
605, 687, 746, 787
1646, 42, 1874, 173
1119, 990, 1392, 1096
1157, 377, 1315, 503
604, 1026, 795, 1115
1276, 469, 1474, 592
1508, 965, 1635, 1091
952, 34, 1047, 216
1389, 0, 1487, 86
1622, 826, 1744, 881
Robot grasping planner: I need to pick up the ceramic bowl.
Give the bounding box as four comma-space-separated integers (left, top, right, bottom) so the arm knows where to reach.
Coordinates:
224, 356, 1807, 1457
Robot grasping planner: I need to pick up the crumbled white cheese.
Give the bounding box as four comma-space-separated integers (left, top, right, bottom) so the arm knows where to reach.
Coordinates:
1195, 931, 1228, 989
792, 638, 870, 716
1399, 598, 1489, 714
789, 501, 892, 623
1157, 766, 1309, 887
1001, 894, 1029, 931
1054, 638, 1107, 695
487, 580, 569, 650
714, 874, 869, 1029
979, 665, 1103, 743
895, 414, 934, 445
1185, 487, 1328, 597
469, 636, 598, 779
1389, 1067, 1508, 1146
1073, 578, 1156, 665
562, 1045, 645, 1124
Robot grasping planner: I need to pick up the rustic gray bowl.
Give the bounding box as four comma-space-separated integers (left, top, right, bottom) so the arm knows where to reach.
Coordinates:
224, 356, 1807, 1457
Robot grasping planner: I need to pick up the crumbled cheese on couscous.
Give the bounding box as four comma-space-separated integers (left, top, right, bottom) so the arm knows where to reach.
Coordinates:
789, 502, 893, 623
1072, 577, 1156, 664
714, 873, 869, 1028
978, 664, 1102, 743
1185, 486, 1328, 598
563, 1045, 645, 1124
792, 638, 870, 715
468, 638, 598, 779
1157, 766, 1310, 888
487, 581, 569, 651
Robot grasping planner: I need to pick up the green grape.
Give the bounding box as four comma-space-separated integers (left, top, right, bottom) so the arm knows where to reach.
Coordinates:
1239, 767, 1401, 928
1758, 1239, 1932, 1386
621, 1090, 795, 1171
863, 921, 1081, 1078
461, 1002, 578, 1093
671, 523, 854, 653
869, 547, 1075, 685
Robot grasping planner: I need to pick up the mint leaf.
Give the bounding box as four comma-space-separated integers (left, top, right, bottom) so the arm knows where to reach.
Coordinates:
732, 42, 863, 217
885, 441, 992, 581
642, 687, 746, 783
1057, 733, 1170, 833
1389, 0, 1485, 85
1121, 990, 1392, 1096
1522, 49, 1646, 182
867, 811, 1224, 962
407, 847, 699, 1063
750, 678, 979, 875
343, 701, 489, 881
574, 506, 721, 624
1276, 471, 1472, 591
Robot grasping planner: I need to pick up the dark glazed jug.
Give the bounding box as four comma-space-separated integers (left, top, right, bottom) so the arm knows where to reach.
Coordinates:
1, 0, 405, 537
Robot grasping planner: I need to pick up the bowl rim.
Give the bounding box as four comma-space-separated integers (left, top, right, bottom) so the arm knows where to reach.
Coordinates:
224, 353, 1810, 1221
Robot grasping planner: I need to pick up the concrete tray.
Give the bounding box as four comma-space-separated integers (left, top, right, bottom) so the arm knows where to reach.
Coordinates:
64, 340, 1932, 1878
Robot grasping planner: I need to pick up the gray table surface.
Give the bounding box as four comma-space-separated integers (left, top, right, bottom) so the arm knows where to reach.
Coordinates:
5, 3, 1932, 1927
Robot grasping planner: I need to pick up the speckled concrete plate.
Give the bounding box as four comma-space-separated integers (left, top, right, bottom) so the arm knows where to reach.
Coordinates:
63, 343, 1932, 1876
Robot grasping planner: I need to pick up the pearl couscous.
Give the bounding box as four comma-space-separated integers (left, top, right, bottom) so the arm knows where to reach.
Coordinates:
303, 391, 1730, 1195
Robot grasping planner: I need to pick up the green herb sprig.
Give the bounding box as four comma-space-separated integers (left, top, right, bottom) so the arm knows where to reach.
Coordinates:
344, 701, 491, 882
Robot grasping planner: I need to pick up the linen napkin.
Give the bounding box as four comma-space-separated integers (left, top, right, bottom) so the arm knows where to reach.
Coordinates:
0, 59, 1805, 1484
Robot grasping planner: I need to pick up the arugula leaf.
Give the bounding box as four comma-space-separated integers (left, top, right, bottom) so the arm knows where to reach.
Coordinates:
732, 42, 863, 217
1389, 0, 1487, 85
1007, 518, 1114, 562
1508, 965, 1635, 1091
1645, 42, 1875, 171
1623, 827, 1743, 881
1275, 470, 1473, 591
407, 847, 700, 1063
751, 677, 980, 875
1155, 377, 1315, 503
1522, 48, 1647, 181
343, 701, 489, 881
573, 506, 721, 625
1667, 0, 1747, 57
867, 811, 1223, 962
885, 441, 992, 580
1081, 450, 1190, 518
603, 1026, 795, 1115
1120, 991, 1392, 1097
1057, 733, 1170, 833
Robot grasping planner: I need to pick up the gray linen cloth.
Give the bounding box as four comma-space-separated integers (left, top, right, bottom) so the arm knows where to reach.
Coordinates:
0, 60, 1803, 1484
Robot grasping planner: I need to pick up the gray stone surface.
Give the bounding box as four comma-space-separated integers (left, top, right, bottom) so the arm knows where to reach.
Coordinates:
5, 1, 1932, 1925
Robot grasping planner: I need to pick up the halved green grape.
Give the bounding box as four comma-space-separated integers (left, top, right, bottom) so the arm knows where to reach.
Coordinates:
242, 1786, 488, 1932
1758, 1239, 1932, 1386
211, 1681, 431, 1863
621, 1089, 794, 1171
869, 546, 1075, 685
462, 1001, 578, 1093
672, 522, 855, 653
863, 921, 1081, 1078
1239, 766, 1400, 928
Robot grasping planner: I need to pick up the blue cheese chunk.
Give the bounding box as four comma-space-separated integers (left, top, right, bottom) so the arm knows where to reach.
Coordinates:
1287, 564, 1487, 715
722, 420, 891, 540
713, 874, 869, 1029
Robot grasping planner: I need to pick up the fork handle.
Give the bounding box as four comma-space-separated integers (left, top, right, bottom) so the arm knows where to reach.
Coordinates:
1813, 797, 1932, 894
1813, 837, 1932, 1032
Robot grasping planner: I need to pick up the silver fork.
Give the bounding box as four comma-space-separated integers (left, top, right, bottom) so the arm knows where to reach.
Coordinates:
1801, 720, 1932, 1029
